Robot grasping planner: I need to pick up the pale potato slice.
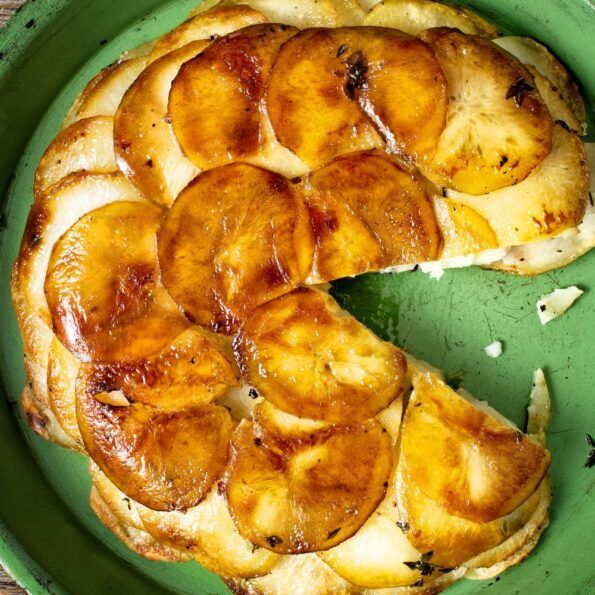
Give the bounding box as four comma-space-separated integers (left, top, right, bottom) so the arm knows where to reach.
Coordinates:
305, 150, 441, 281
158, 163, 313, 334
114, 42, 206, 206
45, 200, 188, 362
71, 58, 147, 122
235, 288, 407, 423
364, 0, 497, 37
149, 5, 268, 62
449, 126, 589, 245
401, 372, 549, 523
224, 403, 392, 554
266, 27, 447, 168
495, 36, 586, 127
170, 24, 297, 171
433, 197, 499, 258
419, 28, 553, 195
34, 116, 116, 198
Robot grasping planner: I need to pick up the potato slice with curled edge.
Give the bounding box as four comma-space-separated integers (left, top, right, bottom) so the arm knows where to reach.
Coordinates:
305, 150, 441, 282
45, 200, 188, 363
148, 5, 268, 62
266, 27, 447, 168
224, 403, 393, 554
235, 287, 407, 423
364, 0, 498, 38
419, 28, 553, 195
115, 41, 207, 206
170, 24, 298, 171
158, 163, 314, 334
399, 372, 550, 527
34, 116, 117, 198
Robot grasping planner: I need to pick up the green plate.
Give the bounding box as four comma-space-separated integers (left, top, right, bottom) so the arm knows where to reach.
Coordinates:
0, 1, 593, 593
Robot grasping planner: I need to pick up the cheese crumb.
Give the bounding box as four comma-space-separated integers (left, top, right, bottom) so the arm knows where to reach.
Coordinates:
484, 341, 503, 358
536, 286, 584, 324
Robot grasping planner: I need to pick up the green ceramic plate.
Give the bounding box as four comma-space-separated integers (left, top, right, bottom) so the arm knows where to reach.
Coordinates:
0, 1, 594, 593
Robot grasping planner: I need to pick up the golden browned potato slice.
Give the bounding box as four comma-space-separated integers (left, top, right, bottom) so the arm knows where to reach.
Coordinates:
149, 5, 268, 62
419, 28, 553, 195
432, 197, 498, 258
495, 36, 586, 127
77, 331, 237, 511
45, 200, 188, 362
399, 371, 549, 524
224, 403, 392, 554
170, 24, 297, 171
66, 58, 147, 124
115, 42, 207, 206
235, 288, 407, 423
305, 150, 441, 281
266, 27, 447, 169
364, 0, 497, 37
158, 163, 313, 334
34, 116, 117, 198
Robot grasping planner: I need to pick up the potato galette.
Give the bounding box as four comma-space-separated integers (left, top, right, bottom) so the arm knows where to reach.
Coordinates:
13, 0, 592, 593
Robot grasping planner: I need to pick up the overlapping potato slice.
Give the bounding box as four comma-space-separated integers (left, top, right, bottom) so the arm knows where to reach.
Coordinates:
77, 328, 237, 511
364, 0, 497, 37
305, 151, 441, 280
449, 125, 588, 245
170, 24, 298, 171
418, 28, 553, 194
64, 58, 147, 125
158, 163, 313, 334
34, 116, 117, 198
149, 5, 268, 62
235, 288, 407, 423
115, 42, 207, 206
224, 402, 392, 554
45, 200, 188, 362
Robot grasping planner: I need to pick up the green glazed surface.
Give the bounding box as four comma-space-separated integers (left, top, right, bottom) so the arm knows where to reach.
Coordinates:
0, 1, 594, 593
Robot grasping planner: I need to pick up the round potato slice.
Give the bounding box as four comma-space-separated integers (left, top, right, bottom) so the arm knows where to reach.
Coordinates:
34, 116, 117, 198
224, 403, 393, 554
158, 163, 314, 334
235, 288, 407, 423
45, 200, 188, 362
148, 5, 268, 62
419, 28, 553, 195
305, 150, 441, 281
170, 23, 298, 171
77, 332, 237, 511
115, 41, 207, 206
266, 27, 447, 168
399, 372, 550, 525
364, 0, 497, 37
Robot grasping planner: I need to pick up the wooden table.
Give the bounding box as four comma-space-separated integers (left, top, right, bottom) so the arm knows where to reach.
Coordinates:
1, 0, 27, 591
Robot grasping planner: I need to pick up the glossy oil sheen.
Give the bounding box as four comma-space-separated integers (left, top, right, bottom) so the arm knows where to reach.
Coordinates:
0, 1, 593, 593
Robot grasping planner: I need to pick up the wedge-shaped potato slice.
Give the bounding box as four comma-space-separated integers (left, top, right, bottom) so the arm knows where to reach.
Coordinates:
305, 151, 441, 281
224, 403, 392, 554
77, 331, 237, 511
449, 126, 588, 245
364, 0, 497, 37
34, 116, 117, 198
399, 372, 549, 525
495, 36, 586, 127
267, 27, 447, 168
115, 42, 206, 206
235, 288, 407, 423
67, 58, 147, 124
170, 24, 297, 171
45, 200, 188, 362
158, 163, 313, 334
419, 28, 553, 195
149, 5, 268, 62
